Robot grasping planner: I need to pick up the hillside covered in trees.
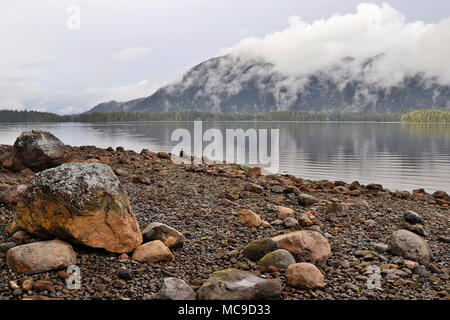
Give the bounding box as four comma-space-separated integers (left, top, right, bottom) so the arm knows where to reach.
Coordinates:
87, 55, 450, 115
73, 110, 401, 122
0, 110, 70, 123
2, 109, 449, 123
401, 110, 450, 122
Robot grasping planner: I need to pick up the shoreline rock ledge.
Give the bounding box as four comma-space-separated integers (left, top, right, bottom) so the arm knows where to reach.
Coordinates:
7, 162, 142, 253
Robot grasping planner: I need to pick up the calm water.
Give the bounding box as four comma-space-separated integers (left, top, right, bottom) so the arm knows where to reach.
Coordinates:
0, 122, 448, 193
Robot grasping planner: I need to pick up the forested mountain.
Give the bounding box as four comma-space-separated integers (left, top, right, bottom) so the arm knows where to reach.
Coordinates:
87, 55, 450, 115
86, 97, 146, 114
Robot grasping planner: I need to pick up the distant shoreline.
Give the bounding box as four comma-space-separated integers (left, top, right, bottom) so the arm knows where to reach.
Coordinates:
3, 120, 450, 125
0, 109, 449, 123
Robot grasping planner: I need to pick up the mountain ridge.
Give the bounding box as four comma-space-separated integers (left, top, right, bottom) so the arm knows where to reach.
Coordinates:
86, 54, 450, 114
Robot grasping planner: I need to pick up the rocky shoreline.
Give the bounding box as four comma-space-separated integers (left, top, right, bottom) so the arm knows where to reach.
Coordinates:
0, 130, 449, 300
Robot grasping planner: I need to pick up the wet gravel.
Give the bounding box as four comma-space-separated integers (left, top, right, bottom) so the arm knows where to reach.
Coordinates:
0, 145, 449, 300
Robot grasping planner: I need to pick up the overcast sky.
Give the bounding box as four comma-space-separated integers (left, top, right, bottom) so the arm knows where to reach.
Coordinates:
1, 0, 449, 114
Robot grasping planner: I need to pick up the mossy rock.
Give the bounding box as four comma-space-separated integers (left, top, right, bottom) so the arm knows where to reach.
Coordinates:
242, 238, 279, 261
197, 268, 282, 300
258, 249, 296, 269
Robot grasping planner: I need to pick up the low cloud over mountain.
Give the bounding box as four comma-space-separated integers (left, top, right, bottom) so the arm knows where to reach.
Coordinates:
87, 54, 450, 114
88, 3, 450, 114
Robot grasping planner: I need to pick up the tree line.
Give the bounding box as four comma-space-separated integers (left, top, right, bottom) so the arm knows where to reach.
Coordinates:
400, 109, 450, 122
1, 108, 448, 123
0, 110, 70, 123
73, 110, 402, 122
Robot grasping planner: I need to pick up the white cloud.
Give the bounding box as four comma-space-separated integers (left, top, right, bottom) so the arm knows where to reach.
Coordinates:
0, 78, 163, 114
0, 80, 49, 110
227, 3, 450, 86
57, 105, 77, 115
86, 79, 163, 104
112, 47, 152, 62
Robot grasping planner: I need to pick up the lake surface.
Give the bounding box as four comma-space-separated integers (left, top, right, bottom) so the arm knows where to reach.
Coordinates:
0, 121, 448, 193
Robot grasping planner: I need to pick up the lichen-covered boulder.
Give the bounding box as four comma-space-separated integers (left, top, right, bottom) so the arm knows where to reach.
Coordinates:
1, 130, 72, 172
197, 269, 282, 300
258, 249, 296, 269
6, 240, 77, 274
272, 230, 331, 262
9, 163, 142, 253
388, 229, 432, 264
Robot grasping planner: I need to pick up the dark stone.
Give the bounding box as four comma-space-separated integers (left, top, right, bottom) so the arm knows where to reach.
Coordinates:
432, 191, 449, 200
404, 210, 423, 224
297, 193, 318, 206
118, 269, 133, 281
0, 242, 16, 253
242, 238, 279, 261
367, 184, 383, 191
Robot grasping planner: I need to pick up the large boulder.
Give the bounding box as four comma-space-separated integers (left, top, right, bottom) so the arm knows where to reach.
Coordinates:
272, 231, 331, 262
388, 229, 432, 264
9, 163, 142, 253
6, 240, 77, 274
157, 277, 197, 300
142, 222, 185, 248
285, 263, 325, 289
197, 269, 282, 300
1, 130, 72, 172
